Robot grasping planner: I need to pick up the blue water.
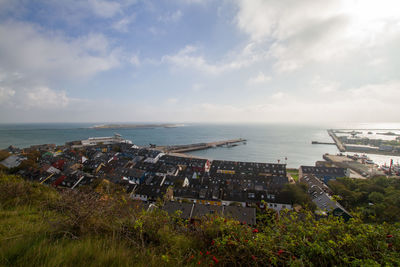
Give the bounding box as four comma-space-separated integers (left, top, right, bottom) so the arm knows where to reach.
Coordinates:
0, 123, 343, 168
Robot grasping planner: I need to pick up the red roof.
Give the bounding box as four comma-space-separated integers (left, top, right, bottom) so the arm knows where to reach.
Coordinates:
53, 175, 67, 186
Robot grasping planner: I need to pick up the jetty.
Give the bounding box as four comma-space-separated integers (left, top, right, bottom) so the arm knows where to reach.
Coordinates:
327, 130, 346, 152
311, 141, 336, 145
157, 138, 246, 153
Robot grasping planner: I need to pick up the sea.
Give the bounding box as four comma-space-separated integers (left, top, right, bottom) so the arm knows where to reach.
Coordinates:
0, 122, 399, 168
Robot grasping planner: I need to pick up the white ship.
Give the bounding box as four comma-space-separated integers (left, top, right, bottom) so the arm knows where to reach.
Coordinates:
81, 133, 132, 146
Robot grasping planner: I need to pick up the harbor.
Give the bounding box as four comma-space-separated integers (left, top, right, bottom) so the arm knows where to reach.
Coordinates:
156, 138, 247, 153
327, 129, 346, 152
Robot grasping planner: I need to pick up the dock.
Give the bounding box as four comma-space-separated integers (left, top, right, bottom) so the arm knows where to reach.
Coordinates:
323, 153, 385, 178
311, 141, 335, 145
327, 130, 346, 152
157, 138, 247, 153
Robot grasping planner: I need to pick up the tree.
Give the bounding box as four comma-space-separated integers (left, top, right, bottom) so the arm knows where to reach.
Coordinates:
368, 192, 384, 204
280, 183, 316, 210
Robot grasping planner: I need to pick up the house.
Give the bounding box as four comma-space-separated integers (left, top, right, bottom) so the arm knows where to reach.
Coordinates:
299, 166, 349, 184
0, 155, 27, 168
303, 174, 352, 221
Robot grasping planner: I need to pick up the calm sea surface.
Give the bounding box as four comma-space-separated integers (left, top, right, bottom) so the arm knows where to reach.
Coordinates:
0, 123, 399, 168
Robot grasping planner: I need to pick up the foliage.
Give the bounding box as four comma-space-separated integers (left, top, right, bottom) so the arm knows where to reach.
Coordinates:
329, 177, 400, 223
0, 150, 10, 162
0, 173, 399, 266
8, 151, 40, 173
280, 183, 316, 210
287, 168, 299, 182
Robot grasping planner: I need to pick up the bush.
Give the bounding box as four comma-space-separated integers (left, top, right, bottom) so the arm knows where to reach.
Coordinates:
0, 173, 59, 209
1, 174, 399, 266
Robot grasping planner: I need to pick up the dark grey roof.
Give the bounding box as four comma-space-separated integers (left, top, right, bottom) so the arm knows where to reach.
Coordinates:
303, 174, 351, 218
224, 206, 256, 225
192, 204, 223, 218
300, 166, 347, 177
162, 202, 193, 218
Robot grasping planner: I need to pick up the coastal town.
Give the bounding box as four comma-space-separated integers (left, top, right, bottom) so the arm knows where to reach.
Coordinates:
5, 131, 391, 223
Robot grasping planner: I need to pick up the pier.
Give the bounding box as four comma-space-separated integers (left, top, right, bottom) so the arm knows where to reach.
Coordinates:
311, 141, 335, 145
157, 138, 247, 153
327, 130, 346, 152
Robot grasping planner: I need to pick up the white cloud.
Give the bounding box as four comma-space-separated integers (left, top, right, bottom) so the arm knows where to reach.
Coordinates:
177, 80, 400, 123
166, 97, 178, 104
0, 21, 122, 117
130, 54, 140, 66
248, 72, 271, 84
0, 87, 15, 104
88, 0, 122, 18
162, 44, 265, 74
148, 26, 166, 36
158, 10, 183, 23
192, 83, 204, 92
0, 22, 120, 82
112, 15, 136, 32
177, 0, 211, 5
235, 0, 400, 72
78, 33, 110, 54
310, 76, 340, 93
25, 86, 70, 109
270, 92, 285, 100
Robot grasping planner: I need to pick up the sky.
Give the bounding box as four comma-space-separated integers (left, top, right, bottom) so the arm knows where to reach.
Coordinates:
0, 0, 399, 124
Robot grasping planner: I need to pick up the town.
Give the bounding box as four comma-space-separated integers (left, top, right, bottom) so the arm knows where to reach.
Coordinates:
0, 134, 356, 223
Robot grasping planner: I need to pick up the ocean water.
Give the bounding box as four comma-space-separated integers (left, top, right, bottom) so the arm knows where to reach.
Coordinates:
0, 123, 399, 168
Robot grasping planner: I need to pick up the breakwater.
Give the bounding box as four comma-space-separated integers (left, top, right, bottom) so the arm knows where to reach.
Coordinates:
158, 138, 247, 153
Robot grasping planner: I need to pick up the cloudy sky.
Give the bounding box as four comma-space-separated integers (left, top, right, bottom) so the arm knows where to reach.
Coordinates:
0, 0, 399, 123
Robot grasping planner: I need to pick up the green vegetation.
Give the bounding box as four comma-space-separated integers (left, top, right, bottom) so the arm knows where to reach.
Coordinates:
382, 140, 400, 146
280, 183, 316, 211
0, 150, 10, 162
287, 169, 299, 182
1, 173, 399, 266
287, 168, 299, 182
329, 177, 400, 223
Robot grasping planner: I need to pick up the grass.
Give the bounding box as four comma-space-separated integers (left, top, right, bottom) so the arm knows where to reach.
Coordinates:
287, 168, 299, 182
0, 204, 192, 267
1, 172, 399, 266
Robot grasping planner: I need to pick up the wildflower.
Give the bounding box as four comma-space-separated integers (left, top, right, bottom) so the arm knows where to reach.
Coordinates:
251, 255, 257, 261
212, 256, 219, 264
278, 249, 284, 256
211, 240, 215, 245
206, 251, 211, 255
197, 260, 201, 265
387, 234, 393, 238
252, 228, 259, 233
199, 251, 203, 256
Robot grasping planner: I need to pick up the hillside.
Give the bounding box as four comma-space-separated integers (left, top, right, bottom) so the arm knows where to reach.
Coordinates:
0, 173, 399, 266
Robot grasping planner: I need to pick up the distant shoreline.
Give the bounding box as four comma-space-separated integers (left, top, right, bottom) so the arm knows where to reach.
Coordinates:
92, 123, 184, 129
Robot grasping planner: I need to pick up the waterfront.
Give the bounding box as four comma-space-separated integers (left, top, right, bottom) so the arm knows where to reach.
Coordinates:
0, 123, 399, 168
